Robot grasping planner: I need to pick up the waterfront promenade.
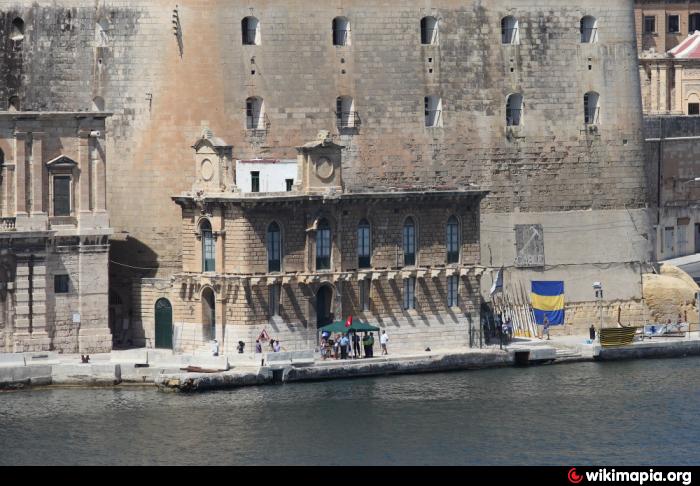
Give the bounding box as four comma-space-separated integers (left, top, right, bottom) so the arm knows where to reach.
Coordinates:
3, 333, 700, 392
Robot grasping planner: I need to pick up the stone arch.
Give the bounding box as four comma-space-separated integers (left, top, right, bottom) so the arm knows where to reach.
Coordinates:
10, 17, 24, 42
200, 286, 216, 342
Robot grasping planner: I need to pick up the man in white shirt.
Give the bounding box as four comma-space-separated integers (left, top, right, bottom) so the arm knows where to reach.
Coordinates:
211, 339, 219, 356
380, 330, 389, 355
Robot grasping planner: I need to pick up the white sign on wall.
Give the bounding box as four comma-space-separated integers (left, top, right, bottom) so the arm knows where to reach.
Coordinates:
72, 313, 81, 323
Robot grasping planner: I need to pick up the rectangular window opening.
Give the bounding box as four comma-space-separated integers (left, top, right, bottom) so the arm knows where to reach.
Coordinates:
644, 16, 656, 34
689, 103, 700, 115
251, 171, 260, 193
668, 15, 680, 33
53, 176, 71, 217
285, 179, 294, 192
54, 275, 70, 294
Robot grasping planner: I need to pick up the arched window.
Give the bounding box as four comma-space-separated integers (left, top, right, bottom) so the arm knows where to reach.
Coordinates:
333, 17, 350, 46
201, 287, 216, 341
357, 219, 371, 269
690, 13, 700, 33
580, 16, 598, 43
584, 91, 600, 124
267, 222, 281, 272
246, 96, 265, 130
200, 220, 215, 272
420, 16, 438, 45
446, 216, 460, 264
506, 93, 523, 126
242, 16, 260, 45
403, 217, 416, 266
424, 95, 442, 127
10, 18, 24, 42
336, 96, 356, 128
316, 218, 331, 270
96, 18, 109, 46
8, 97, 19, 112
92, 96, 105, 111
501, 16, 519, 44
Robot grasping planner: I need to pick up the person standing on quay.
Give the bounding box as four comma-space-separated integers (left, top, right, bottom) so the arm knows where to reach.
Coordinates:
380, 330, 389, 355
353, 331, 361, 358
340, 333, 349, 360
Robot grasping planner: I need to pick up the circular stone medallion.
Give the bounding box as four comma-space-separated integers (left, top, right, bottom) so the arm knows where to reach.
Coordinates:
316, 157, 334, 180
201, 159, 214, 181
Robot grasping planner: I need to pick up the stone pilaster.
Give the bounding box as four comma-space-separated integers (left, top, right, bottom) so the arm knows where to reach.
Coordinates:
14, 132, 27, 216
31, 132, 45, 215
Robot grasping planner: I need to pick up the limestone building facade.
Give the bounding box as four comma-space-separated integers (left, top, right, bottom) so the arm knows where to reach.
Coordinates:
0, 1, 653, 342
146, 130, 485, 353
0, 112, 112, 353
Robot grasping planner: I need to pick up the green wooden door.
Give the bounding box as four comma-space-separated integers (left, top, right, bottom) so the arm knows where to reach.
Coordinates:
155, 298, 173, 349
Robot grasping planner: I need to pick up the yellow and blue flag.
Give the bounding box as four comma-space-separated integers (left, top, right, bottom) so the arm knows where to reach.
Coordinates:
531, 281, 564, 325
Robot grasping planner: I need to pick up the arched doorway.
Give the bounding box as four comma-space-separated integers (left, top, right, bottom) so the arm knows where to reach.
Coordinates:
316, 284, 334, 328
154, 298, 173, 349
202, 287, 216, 342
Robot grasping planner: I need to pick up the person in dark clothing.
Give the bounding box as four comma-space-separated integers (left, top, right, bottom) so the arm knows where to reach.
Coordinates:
362, 333, 372, 358
352, 331, 361, 358
589, 324, 596, 340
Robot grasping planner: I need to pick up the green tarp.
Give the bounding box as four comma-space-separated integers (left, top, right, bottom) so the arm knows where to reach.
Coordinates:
319, 320, 380, 334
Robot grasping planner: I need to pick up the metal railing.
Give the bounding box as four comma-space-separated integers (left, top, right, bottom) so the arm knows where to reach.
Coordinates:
0, 217, 15, 231
246, 112, 270, 132
336, 111, 361, 129
585, 106, 600, 125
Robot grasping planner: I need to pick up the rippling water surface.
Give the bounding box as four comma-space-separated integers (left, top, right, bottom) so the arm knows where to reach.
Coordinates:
2, 357, 700, 465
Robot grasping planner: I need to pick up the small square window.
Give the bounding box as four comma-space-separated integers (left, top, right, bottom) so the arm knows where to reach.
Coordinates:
54, 275, 70, 294
689, 103, 700, 116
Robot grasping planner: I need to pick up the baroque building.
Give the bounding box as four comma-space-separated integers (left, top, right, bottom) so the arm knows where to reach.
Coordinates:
0, 112, 111, 353
148, 130, 485, 353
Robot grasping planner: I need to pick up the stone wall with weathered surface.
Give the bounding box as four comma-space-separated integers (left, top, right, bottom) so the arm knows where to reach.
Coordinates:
644, 116, 700, 259
0, 1, 651, 313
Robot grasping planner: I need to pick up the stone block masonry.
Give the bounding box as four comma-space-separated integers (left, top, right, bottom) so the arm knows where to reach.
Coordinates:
0, 1, 649, 279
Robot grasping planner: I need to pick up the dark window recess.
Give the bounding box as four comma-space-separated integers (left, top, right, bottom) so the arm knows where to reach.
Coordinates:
668, 15, 680, 33
357, 219, 371, 269
54, 275, 70, 294
285, 179, 294, 192
644, 16, 656, 34
251, 171, 260, 192
690, 13, 700, 33
53, 176, 71, 216
267, 222, 281, 273
316, 220, 331, 270
690, 103, 700, 115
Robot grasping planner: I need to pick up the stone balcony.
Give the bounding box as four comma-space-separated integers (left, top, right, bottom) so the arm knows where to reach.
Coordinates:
0, 218, 16, 231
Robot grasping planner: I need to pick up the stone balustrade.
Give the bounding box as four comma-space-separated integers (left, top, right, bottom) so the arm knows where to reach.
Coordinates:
0, 218, 15, 231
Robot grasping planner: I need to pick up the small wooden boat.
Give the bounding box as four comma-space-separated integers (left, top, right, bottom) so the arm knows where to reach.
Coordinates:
599, 327, 637, 347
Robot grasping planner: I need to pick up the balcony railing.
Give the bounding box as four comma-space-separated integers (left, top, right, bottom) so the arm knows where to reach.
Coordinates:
0, 218, 15, 231
336, 111, 361, 129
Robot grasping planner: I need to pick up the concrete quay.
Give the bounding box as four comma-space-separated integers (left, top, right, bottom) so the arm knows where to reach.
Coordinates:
3, 333, 700, 392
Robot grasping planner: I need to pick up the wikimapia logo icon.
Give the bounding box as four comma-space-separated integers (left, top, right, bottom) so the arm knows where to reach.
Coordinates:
569, 468, 584, 484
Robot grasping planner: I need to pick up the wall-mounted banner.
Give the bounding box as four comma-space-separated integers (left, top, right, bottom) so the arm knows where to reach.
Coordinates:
531, 281, 564, 325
